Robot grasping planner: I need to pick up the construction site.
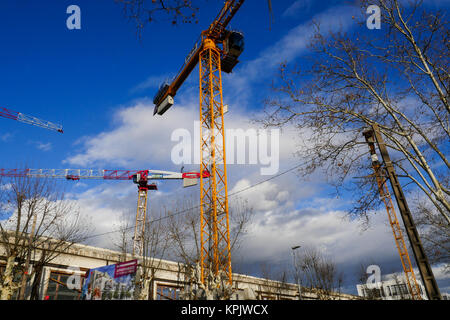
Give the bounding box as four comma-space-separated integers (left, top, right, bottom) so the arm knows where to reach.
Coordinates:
0, 0, 448, 306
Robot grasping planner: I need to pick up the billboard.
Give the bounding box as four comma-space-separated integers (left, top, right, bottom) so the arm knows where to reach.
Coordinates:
81, 260, 138, 300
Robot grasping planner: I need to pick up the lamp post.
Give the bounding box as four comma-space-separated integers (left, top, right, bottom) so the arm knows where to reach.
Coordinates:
292, 245, 302, 300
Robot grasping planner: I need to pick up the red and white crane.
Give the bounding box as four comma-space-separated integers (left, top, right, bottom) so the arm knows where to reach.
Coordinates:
0, 107, 63, 133
0, 168, 210, 256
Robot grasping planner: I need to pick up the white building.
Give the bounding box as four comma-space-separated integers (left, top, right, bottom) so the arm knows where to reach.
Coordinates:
442, 293, 450, 300
356, 276, 428, 300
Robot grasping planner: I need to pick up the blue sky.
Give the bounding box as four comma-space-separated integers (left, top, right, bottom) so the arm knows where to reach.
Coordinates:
1, 0, 449, 296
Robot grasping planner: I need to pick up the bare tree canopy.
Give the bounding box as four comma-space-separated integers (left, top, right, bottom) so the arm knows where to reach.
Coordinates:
115, 0, 274, 36
294, 246, 344, 300
111, 209, 171, 300
161, 191, 253, 298
258, 0, 449, 232
0, 176, 92, 300
115, 0, 199, 31
164, 191, 253, 266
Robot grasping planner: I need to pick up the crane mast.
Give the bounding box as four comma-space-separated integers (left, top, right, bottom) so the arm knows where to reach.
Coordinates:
153, 0, 245, 286
199, 38, 230, 285
0, 107, 63, 133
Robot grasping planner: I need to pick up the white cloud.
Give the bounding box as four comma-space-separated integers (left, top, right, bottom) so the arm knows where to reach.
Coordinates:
64, 99, 198, 168
66, 181, 139, 248
64, 97, 301, 177
225, 3, 359, 101
282, 0, 313, 18
130, 74, 173, 93
0, 132, 13, 142
36, 141, 52, 151
238, 204, 399, 267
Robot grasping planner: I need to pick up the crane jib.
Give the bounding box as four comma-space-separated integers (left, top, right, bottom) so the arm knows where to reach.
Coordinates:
153, 0, 246, 114
0, 107, 19, 120
0, 107, 63, 133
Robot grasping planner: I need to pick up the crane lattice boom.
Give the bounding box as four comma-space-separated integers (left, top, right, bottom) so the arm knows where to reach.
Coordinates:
0, 168, 206, 181
0, 167, 209, 257
0, 107, 63, 133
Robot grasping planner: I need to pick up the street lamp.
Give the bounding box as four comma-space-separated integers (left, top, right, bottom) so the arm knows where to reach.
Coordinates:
291, 245, 302, 300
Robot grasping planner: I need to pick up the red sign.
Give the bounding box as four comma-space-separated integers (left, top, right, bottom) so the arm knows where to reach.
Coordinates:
114, 259, 138, 278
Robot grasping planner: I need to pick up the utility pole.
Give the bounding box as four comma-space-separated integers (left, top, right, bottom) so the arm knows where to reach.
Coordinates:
291, 245, 302, 300
366, 124, 442, 300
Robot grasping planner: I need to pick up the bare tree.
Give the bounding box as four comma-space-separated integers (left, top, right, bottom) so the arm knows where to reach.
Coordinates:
163, 191, 253, 299
295, 246, 344, 300
258, 262, 291, 299
111, 211, 134, 262
411, 193, 450, 272
258, 0, 449, 227
115, 0, 274, 37
166, 192, 253, 266
111, 208, 171, 300
138, 208, 172, 300
115, 0, 200, 37
0, 176, 91, 300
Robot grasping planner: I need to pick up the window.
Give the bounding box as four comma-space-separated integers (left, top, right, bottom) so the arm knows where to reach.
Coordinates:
399, 284, 408, 295
45, 271, 84, 300
389, 284, 409, 297
156, 284, 181, 300
390, 285, 399, 296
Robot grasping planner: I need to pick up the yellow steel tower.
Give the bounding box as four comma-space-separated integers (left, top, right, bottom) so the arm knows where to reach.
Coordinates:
153, 1, 246, 286
199, 38, 231, 284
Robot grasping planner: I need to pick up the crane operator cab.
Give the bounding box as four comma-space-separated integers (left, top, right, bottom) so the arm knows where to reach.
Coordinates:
221, 31, 244, 73
133, 173, 158, 191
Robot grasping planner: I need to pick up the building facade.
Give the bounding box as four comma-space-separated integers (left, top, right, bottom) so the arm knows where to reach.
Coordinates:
1, 239, 358, 300
356, 277, 428, 300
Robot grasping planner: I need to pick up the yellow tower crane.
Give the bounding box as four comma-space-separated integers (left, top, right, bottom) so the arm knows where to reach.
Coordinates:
153, 1, 246, 285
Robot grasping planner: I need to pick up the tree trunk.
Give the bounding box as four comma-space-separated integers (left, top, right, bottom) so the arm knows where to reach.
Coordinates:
0, 255, 18, 300
30, 263, 44, 300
